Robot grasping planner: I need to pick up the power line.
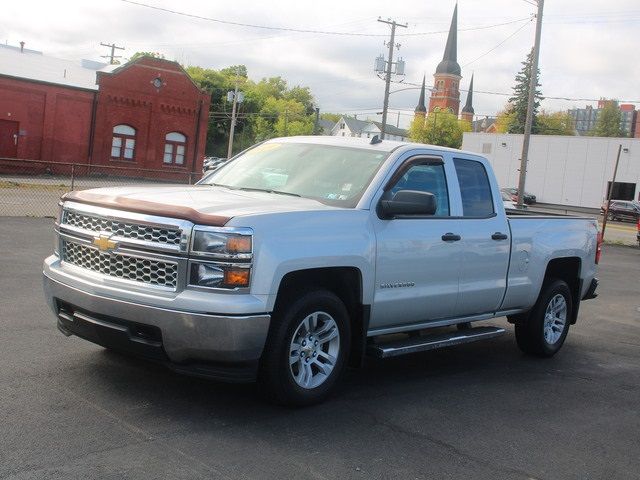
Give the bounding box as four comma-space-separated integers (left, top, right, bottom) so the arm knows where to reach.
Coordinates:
397, 79, 640, 104
461, 19, 533, 68
119, 1, 531, 38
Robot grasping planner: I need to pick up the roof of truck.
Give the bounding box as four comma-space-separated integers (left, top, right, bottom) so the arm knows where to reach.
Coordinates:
266, 136, 486, 159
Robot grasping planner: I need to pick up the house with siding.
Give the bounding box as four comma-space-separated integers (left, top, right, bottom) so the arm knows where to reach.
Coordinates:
330, 116, 408, 141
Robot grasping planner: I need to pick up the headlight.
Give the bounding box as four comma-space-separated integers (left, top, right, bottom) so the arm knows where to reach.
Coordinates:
191, 228, 252, 259
189, 227, 253, 289
189, 262, 250, 289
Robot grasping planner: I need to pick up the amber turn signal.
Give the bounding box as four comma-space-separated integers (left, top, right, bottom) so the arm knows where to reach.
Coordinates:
227, 236, 252, 254
223, 268, 250, 287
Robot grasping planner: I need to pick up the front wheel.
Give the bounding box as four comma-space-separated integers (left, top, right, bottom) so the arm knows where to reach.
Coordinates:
259, 290, 351, 406
515, 279, 572, 357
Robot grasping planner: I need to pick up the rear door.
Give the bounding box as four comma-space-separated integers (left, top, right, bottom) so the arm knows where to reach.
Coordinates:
452, 157, 510, 317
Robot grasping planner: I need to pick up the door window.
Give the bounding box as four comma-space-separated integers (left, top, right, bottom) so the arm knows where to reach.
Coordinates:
390, 163, 450, 216
454, 158, 494, 217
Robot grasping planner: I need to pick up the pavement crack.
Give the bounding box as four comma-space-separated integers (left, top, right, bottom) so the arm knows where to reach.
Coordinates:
54, 385, 234, 480
358, 408, 544, 480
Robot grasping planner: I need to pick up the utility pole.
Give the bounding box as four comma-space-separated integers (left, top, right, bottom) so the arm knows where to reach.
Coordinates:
284, 110, 289, 136
314, 107, 320, 135
376, 18, 407, 139
601, 144, 623, 241
226, 68, 244, 158
516, 0, 544, 207
100, 42, 125, 65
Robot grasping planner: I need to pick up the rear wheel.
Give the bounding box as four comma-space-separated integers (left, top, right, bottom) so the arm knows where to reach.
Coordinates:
515, 279, 572, 357
259, 290, 351, 406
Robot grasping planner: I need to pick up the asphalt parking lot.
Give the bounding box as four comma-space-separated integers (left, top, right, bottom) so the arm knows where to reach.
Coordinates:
1, 217, 639, 480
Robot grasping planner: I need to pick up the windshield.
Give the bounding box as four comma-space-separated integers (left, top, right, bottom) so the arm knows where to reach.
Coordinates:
200, 142, 390, 207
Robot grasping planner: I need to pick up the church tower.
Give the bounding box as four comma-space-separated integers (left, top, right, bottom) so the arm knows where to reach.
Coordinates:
461, 74, 474, 122
428, 4, 462, 115
414, 75, 427, 118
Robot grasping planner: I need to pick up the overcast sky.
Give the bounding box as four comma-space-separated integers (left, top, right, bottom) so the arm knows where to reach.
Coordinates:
3, 0, 639, 128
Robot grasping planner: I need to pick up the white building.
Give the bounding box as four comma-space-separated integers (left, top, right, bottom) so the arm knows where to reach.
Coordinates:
330, 116, 408, 142
462, 133, 640, 209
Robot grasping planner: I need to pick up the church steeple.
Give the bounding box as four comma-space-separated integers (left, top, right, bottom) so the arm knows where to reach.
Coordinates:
428, 3, 463, 115
461, 74, 474, 122
435, 3, 461, 76
414, 75, 427, 116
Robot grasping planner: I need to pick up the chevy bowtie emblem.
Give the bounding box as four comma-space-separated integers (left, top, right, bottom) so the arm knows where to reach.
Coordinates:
93, 234, 118, 252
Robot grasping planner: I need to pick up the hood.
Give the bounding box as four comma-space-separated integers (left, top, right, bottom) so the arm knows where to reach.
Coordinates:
63, 185, 337, 226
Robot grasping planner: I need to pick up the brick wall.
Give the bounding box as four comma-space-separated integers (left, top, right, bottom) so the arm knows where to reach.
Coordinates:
0, 76, 94, 163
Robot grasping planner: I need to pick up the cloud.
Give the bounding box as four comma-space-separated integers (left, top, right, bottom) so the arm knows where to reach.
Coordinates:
3, 0, 639, 128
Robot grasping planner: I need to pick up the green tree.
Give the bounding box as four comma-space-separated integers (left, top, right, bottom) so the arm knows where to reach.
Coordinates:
507, 49, 544, 134
185, 65, 316, 156
591, 100, 624, 137
284, 86, 315, 114
537, 110, 575, 135
128, 51, 165, 62
253, 98, 313, 141
320, 113, 342, 123
495, 106, 516, 134
409, 108, 468, 149
185, 65, 238, 155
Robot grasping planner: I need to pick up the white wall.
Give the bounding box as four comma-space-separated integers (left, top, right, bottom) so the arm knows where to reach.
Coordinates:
462, 133, 640, 208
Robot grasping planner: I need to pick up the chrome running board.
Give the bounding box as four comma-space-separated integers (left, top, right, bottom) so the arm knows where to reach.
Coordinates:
367, 326, 505, 359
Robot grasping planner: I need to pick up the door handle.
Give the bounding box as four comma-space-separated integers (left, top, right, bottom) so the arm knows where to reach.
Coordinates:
441, 233, 461, 242
491, 232, 508, 240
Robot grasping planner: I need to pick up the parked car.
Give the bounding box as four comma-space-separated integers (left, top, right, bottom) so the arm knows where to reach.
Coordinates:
44, 137, 600, 405
600, 200, 640, 223
202, 156, 228, 174
501, 190, 518, 210
501, 187, 536, 205
637, 217, 640, 247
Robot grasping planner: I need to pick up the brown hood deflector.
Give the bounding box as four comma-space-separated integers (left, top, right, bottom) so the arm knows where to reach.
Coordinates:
62, 190, 232, 226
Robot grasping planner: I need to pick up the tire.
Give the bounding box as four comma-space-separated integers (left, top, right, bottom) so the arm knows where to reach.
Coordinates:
606, 212, 614, 221
259, 289, 351, 406
515, 279, 572, 357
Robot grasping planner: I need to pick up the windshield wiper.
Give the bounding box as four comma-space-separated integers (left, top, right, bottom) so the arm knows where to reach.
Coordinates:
236, 187, 301, 197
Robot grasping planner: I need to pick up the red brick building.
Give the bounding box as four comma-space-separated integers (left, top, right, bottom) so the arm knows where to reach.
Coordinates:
0, 44, 210, 176
414, 5, 472, 122
428, 4, 462, 115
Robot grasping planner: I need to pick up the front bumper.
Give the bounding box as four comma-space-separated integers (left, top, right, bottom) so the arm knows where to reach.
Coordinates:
43, 272, 271, 383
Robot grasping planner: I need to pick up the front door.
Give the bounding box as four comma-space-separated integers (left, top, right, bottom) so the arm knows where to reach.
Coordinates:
370, 157, 463, 329
0, 120, 19, 158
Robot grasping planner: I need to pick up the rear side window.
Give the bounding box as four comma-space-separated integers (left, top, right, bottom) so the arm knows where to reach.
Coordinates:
454, 158, 495, 217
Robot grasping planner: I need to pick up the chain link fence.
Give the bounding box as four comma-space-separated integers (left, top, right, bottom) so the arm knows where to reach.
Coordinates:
0, 158, 202, 217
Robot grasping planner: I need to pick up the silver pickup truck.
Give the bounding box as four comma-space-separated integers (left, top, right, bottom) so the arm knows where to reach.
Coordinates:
43, 136, 600, 405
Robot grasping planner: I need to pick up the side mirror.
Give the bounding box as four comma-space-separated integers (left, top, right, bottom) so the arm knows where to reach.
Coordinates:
379, 190, 437, 218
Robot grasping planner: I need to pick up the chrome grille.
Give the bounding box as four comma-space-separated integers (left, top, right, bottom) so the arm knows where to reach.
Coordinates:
62, 240, 178, 289
62, 210, 182, 246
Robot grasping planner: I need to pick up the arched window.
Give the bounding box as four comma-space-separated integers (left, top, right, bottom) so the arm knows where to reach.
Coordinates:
111, 124, 136, 161
164, 132, 187, 165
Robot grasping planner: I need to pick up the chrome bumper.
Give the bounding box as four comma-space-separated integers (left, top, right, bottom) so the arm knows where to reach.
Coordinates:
43, 273, 271, 371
